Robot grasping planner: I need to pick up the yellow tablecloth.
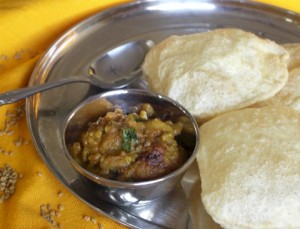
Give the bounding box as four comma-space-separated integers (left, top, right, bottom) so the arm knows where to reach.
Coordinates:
0, 0, 299, 228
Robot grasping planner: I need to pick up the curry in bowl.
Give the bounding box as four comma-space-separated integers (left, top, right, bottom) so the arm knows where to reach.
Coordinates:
64, 89, 198, 194
70, 103, 187, 182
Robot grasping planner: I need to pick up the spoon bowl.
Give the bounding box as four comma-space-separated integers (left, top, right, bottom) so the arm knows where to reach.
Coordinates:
0, 40, 154, 105
89, 40, 155, 89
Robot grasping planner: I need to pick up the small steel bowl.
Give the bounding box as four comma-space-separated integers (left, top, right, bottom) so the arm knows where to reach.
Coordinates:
63, 89, 199, 206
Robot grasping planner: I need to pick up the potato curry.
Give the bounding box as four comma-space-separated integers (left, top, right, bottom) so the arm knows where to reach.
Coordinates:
71, 103, 187, 182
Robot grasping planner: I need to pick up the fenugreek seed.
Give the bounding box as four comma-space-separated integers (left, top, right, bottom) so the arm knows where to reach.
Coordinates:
0, 176, 7, 182
24, 140, 30, 145
6, 112, 16, 117
98, 223, 103, 229
51, 220, 56, 226
37, 171, 43, 176
58, 204, 64, 211
83, 215, 91, 221
55, 211, 61, 217
8, 178, 16, 184
19, 173, 23, 179
91, 217, 97, 224
7, 120, 17, 126
57, 191, 63, 197
14, 141, 22, 147
5, 130, 14, 135
57, 223, 62, 228
50, 210, 56, 216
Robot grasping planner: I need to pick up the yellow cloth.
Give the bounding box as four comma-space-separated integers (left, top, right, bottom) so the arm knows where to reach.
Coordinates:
0, 0, 299, 228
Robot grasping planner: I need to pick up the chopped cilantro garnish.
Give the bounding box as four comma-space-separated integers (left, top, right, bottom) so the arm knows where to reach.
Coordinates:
122, 127, 138, 153
134, 117, 143, 122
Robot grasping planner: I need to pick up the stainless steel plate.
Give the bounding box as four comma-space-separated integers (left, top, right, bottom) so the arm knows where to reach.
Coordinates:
26, 1, 300, 228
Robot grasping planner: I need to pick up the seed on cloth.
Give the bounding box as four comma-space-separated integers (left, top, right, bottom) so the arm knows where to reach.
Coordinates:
83, 214, 100, 226
91, 217, 97, 224
83, 215, 91, 221
57, 191, 63, 198
1, 103, 25, 135
40, 203, 63, 228
58, 204, 64, 211
0, 164, 19, 203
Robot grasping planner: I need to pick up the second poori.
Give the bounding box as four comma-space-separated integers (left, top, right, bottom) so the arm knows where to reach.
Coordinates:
197, 106, 300, 229
254, 43, 300, 112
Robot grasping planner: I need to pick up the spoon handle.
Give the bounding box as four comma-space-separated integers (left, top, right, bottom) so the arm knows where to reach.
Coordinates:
0, 76, 91, 106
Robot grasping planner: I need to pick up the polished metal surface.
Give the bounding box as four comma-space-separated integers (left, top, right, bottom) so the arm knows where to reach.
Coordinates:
89, 40, 155, 89
0, 40, 153, 105
26, 0, 300, 228
63, 89, 199, 207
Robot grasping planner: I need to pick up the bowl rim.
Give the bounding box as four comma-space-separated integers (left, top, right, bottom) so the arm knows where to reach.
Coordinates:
62, 88, 199, 188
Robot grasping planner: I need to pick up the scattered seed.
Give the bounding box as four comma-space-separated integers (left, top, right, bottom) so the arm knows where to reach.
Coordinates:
0, 103, 25, 137
5, 130, 14, 135
37, 171, 43, 177
0, 147, 14, 156
50, 210, 56, 216
83, 215, 91, 221
0, 164, 19, 203
13, 138, 23, 147
14, 50, 24, 60
58, 204, 64, 211
91, 217, 97, 224
40, 203, 62, 228
57, 191, 63, 198
83, 214, 101, 227
40, 204, 47, 212
0, 54, 8, 61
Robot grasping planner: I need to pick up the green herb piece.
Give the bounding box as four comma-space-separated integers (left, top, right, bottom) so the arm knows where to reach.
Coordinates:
122, 127, 138, 153
134, 117, 143, 122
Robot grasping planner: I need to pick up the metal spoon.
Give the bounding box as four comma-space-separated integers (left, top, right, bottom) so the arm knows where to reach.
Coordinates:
0, 40, 155, 105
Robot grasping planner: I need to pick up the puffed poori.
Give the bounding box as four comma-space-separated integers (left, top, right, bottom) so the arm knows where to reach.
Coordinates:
254, 43, 300, 112
197, 106, 300, 229
284, 43, 300, 71
142, 28, 289, 123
